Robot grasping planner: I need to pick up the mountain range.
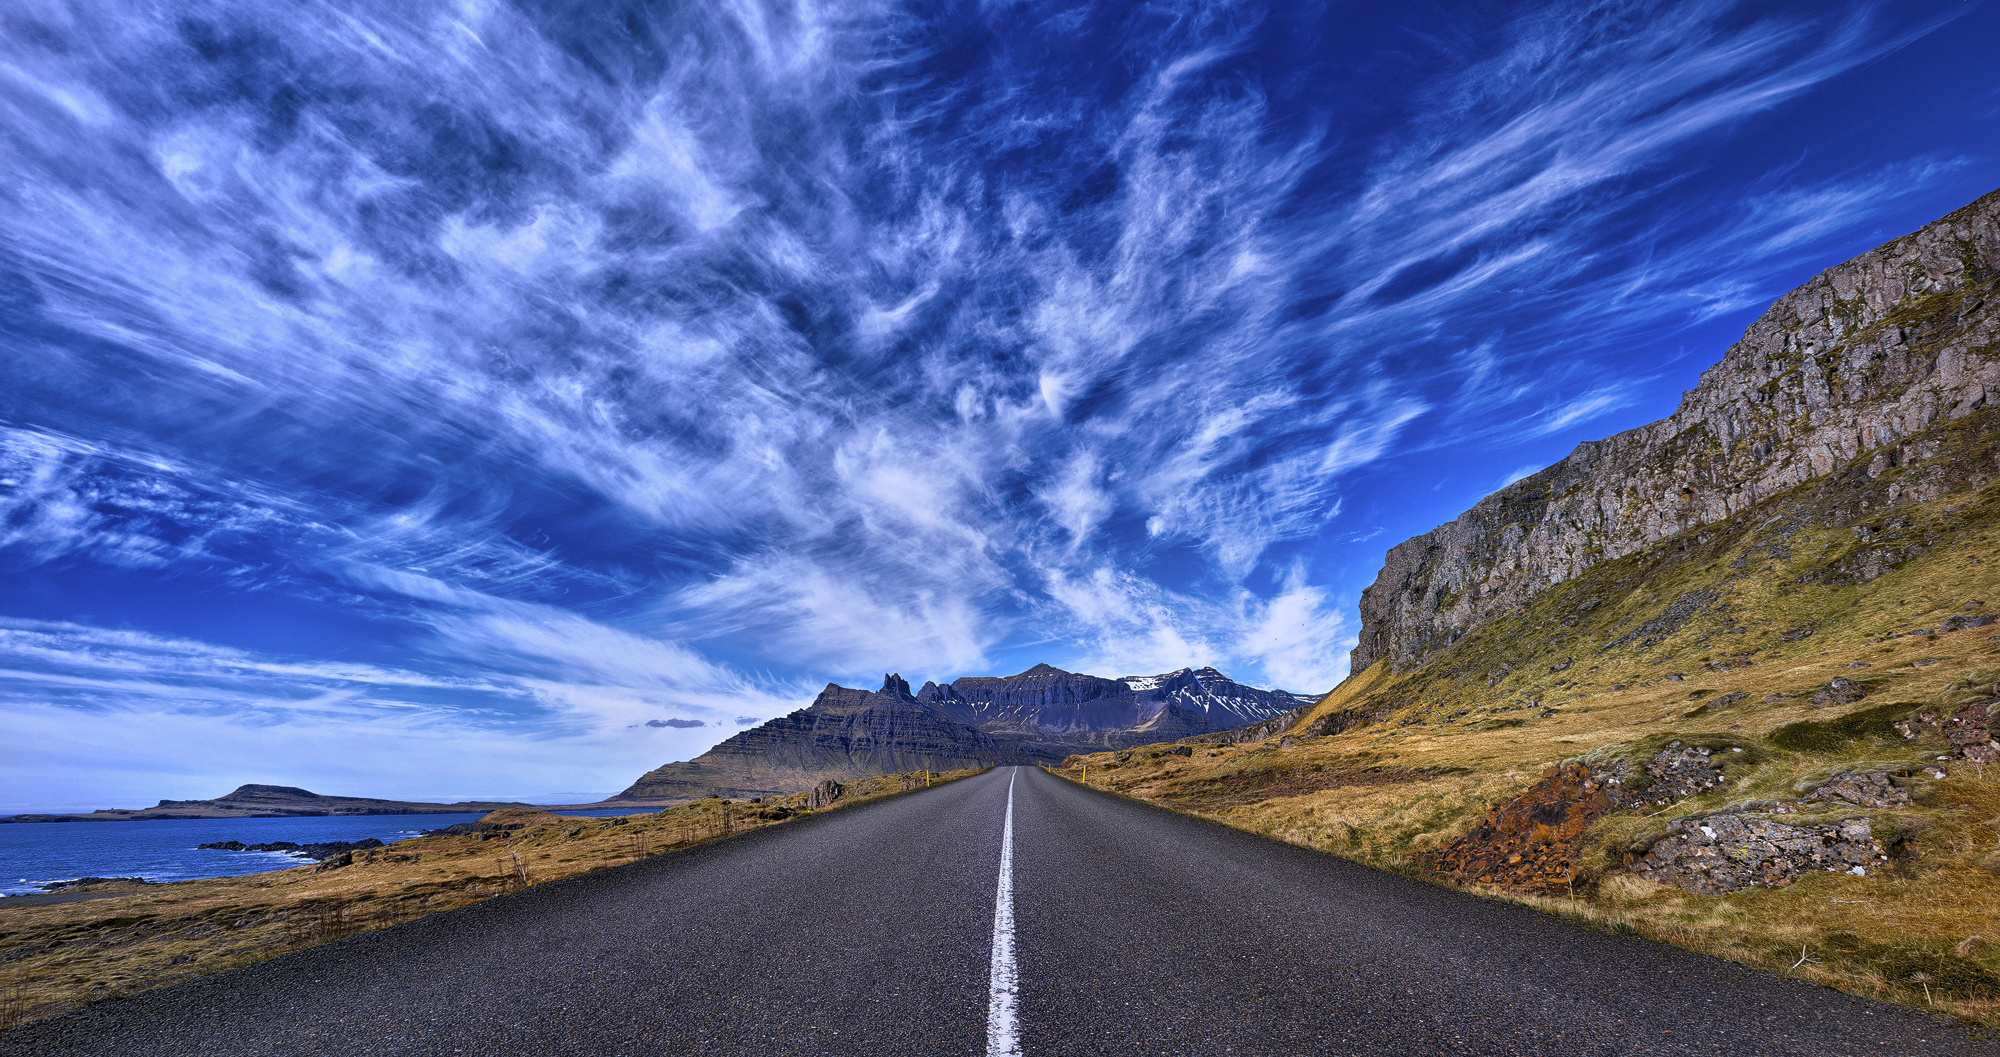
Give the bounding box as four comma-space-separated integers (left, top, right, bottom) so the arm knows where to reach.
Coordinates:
614, 664, 1318, 801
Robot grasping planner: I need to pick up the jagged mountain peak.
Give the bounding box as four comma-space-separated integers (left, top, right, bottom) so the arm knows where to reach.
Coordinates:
619, 660, 1313, 801
1121, 666, 1247, 694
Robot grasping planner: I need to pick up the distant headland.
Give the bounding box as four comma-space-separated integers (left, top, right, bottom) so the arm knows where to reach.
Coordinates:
0, 784, 539, 823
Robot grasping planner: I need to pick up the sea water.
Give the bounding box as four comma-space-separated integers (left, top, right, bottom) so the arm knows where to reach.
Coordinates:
0, 809, 646, 896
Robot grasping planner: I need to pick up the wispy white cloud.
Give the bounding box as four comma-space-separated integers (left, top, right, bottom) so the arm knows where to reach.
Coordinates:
0, 614, 806, 808
0, 0, 1982, 803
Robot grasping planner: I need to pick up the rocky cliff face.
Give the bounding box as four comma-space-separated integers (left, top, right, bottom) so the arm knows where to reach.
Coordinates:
617, 664, 1314, 800
1353, 189, 2000, 673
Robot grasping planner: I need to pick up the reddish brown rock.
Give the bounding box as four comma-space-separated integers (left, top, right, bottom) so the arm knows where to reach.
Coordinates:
1433, 762, 1623, 892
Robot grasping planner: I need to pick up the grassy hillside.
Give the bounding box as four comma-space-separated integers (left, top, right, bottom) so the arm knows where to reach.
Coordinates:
1061, 406, 2000, 1026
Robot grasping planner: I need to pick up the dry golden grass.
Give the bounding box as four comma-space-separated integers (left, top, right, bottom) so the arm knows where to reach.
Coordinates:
0, 768, 978, 1031
1061, 443, 2000, 1026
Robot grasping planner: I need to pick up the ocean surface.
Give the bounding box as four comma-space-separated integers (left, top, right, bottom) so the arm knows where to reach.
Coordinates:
0, 809, 646, 896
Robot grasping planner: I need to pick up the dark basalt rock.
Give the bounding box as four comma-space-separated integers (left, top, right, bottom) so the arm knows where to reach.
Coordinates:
1631, 743, 1728, 806
1803, 771, 1912, 808
198, 838, 384, 860
1633, 813, 1887, 895
38, 876, 158, 892
806, 780, 844, 810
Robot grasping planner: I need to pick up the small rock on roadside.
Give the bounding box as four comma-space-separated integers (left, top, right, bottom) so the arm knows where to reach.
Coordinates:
807, 779, 845, 810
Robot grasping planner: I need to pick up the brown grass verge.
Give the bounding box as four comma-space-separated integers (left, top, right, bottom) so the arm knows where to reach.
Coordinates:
1056, 573, 2000, 1028
0, 768, 978, 1031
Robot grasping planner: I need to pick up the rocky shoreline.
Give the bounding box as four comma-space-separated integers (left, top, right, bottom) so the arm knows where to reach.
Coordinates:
197, 838, 387, 862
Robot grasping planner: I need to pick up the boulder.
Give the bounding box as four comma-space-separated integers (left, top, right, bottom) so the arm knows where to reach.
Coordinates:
1803, 771, 1911, 808
312, 851, 354, 872
807, 779, 845, 810
1813, 678, 1865, 708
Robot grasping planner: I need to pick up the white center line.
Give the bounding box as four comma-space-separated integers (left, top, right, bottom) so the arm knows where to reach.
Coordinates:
985, 770, 1021, 1057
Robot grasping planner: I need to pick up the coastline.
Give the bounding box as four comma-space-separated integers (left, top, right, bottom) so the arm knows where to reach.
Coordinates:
0, 769, 977, 1031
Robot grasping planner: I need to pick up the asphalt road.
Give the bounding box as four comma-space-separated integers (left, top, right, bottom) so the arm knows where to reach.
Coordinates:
3, 766, 1992, 1056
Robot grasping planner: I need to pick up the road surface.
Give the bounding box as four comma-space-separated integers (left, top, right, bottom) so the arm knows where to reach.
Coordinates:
2, 766, 1991, 1056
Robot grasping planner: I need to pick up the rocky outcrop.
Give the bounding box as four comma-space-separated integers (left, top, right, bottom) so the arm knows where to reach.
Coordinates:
806, 780, 844, 810
1629, 742, 1728, 805
1434, 741, 1757, 890
1632, 813, 1888, 895
198, 837, 385, 860
1804, 771, 1911, 809
1434, 762, 1625, 891
1353, 189, 2000, 672
1814, 678, 1867, 709
1945, 699, 2000, 762
36, 877, 158, 892
1896, 697, 2000, 762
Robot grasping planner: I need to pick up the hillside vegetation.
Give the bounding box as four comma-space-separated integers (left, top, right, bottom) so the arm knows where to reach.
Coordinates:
1066, 186, 2000, 1025
1065, 356, 2000, 1020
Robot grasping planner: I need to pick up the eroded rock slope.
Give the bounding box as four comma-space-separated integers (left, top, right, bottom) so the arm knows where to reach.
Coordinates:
1355, 190, 2000, 672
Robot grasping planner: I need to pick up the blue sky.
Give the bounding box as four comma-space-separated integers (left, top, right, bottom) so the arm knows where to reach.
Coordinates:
2, 0, 1995, 809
